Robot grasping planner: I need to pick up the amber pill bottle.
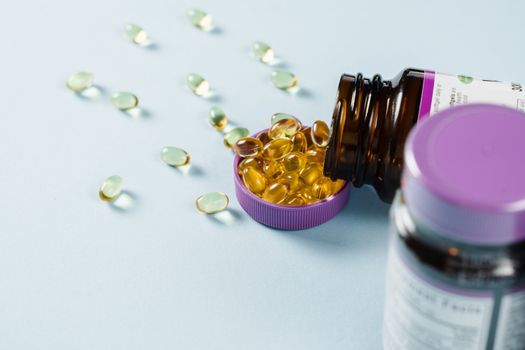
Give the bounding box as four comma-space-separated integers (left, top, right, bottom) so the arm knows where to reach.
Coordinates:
323, 68, 525, 203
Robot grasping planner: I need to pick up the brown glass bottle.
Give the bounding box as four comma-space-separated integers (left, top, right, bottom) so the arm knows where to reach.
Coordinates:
324, 68, 425, 203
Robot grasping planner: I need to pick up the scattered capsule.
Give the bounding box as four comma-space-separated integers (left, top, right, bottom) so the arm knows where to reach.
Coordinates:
196, 192, 229, 214
261, 138, 293, 160
270, 70, 298, 89
208, 106, 228, 130
238, 157, 262, 175
262, 160, 285, 180
270, 113, 296, 125
311, 120, 330, 148
282, 152, 307, 173
66, 71, 94, 92
268, 117, 302, 139
125, 23, 148, 45
305, 148, 326, 164
99, 175, 123, 202
160, 146, 190, 167
111, 92, 139, 110
251, 41, 275, 64
242, 167, 267, 195
291, 132, 308, 153
256, 130, 271, 145
262, 182, 288, 204
224, 127, 249, 148
280, 173, 304, 192
312, 177, 333, 200
282, 194, 306, 206
187, 9, 213, 31
233, 137, 263, 158
300, 164, 323, 186
187, 73, 210, 96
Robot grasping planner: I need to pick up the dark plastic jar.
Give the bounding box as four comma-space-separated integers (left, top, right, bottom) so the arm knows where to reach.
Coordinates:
324, 69, 525, 203
383, 105, 525, 350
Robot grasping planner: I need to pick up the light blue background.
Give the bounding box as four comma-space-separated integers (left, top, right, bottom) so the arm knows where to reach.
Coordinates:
1, 0, 523, 349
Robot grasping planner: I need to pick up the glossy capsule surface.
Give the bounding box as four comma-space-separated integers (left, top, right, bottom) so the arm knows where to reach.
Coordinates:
196, 192, 229, 214
187, 73, 210, 96
125, 23, 148, 45
311, 120, 330, 148
300, 164, 323, 186
252, 41, 275, 64
270, 70, 298, 89
262, 182, 288, 204
99, 175, 123, 202
208, 106, 228, 130
268, 117, 302, 139
66, 71, 94, 92
262, 160, 285, 180
238, 157, 261, 175
187, 9, 213, 31
261, 138, 293, 160
242, 167, 267, 195
270, 112, 295, 125
233, 137, 263, 158
111, 92, 139, 110
282, 152, 307, 173
160, 146, 190, 167
224, 127, 250, 148
291, 132, 308, 153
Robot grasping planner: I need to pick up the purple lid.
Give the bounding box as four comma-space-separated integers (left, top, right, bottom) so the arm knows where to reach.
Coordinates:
232, 130, 350, 230
403, 104, 525, 245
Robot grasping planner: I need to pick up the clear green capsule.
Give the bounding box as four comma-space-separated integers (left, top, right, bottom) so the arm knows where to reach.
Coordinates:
160, 146, 190, 167
111, 92, 139, 110
196, 192, 229, 214
208, 106, 228, 130
99, 175, 123, 202
125, 23, 148, 45
271, 112, 296, 125
224, 127, 249, 148
187, 9, 213, 31
251, 41, 275, 64
66, 71, 94, 92
187, 73, 210, 96
270, 70, 298, 89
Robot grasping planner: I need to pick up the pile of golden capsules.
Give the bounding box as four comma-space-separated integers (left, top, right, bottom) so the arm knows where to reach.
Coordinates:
234, 114, 345, 206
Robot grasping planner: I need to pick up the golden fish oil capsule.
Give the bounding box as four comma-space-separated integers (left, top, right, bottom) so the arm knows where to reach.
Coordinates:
262, 182, 288, 204
300, 164, 323, 185
268, 117, 302, 139
297, 187, 317, 204
187, 73, 210, 96
233, 137, 263, 158
256, 130, 271, 145
305, 148, 326, 164
270, 112, 296, 125
331, 179, 346, 194
125, 23, 148, 45
262, 160, 285, 180
238, 157, 262, 175
291, 132, 308, 153
99, 175, 123, 202
224, 127, 249, 148
111, 92, 139, 110
312, 177, 333, 200
242, 167, 267, 195
282, 194, 306, 206
208, 106, 228, 130
66, 71, 94, 92
261, 138, 293, 160
311, 120, 330, 148
301, 127, 314, 148
187, 9, 213, 31
251, 41, 275, 64
270, 70, 298, 89
282, 152, 307, 173
160, 146, 190, 167
280, 173, 304, 192
196, 192, 229, 214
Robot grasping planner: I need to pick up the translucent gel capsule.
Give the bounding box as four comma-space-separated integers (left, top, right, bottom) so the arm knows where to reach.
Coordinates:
224, 127, 249, 148
99, 175, 123, 202
208, 106, 228, 130
280, 173, 304, 192
233, 137, 263, 158
262, 182, 288, 204
66, 71, 94, 92
282, 152, 307, 173
331, 179, 346, 194
268, 117, 302, 139
262, 160, 285, 180
297, 187, 317, 204
238, 157, 261, 175
270, 112, 296, 125
196, 192, 229, 214
160, 146, 190, 166
270, 70, 298, 89
291, 132, 308, 153
256, 130, 271, 145
312, 177, 333, 200
125, 23, 148, 45
187, 9, 213, 31
187, 73, 210, 96
261, 138, 293, 160
282, 194, 306, 206
305, 148, 326, 164
301, 127, 314, 148
311, 120, 330, 148
242, 167, 267, 195
111, 92, 139, 110
251, 41, 275, 64
300, 164, 323, 186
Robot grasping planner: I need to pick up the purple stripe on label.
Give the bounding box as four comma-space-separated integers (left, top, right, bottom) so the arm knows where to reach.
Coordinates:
417, 70, 436, 121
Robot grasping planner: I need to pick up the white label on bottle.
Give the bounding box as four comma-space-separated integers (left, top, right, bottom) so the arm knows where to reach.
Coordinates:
421, 72, 525, 119
493, 289, 525, 350
383, 246, 494, 350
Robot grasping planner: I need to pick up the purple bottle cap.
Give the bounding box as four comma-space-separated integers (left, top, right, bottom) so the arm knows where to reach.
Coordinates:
233, 130, 350, 230
403, 104, 525, 245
